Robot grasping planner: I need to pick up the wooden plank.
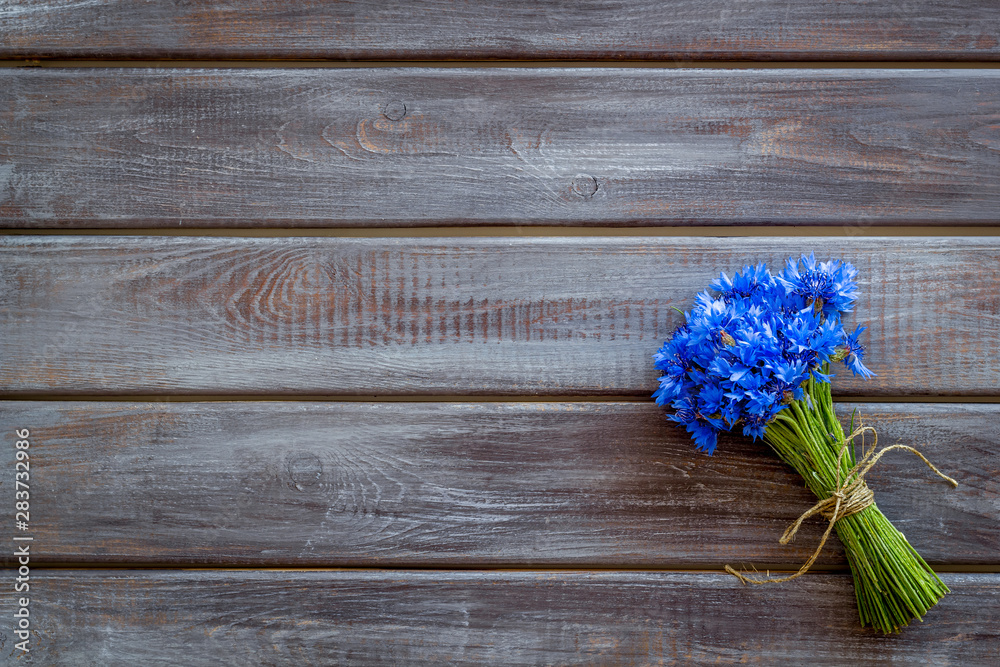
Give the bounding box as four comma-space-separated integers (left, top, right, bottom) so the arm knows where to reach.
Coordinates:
2, 1, 999, 61
1, 401, 993, 566
2, 236, 999, 396
3, 69, 1000, 228
13, 570, 1000, 664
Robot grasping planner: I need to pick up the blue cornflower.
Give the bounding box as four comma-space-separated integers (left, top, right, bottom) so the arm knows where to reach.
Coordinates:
666, 396, 698, 425
767, 360, 808, 401
782, 311, 820, 355
708, 355, 752, 385
742, 391, 784, 440
652, 255, 875, 454
697, 383, 728, 416
841, 325, 875, 379
777, 252, 859, 318
666, 396, 719, 454
687, 421, 719, 455
712, 263, 772, 302
811, 315, 844, 360
688, 293, 739, 349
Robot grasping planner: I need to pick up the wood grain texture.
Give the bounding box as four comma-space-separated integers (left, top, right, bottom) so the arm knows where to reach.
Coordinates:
3, 69, 1000, 228
10, 570, 999, 665
0, 401, 993, 566
2, 236, 1000, 396
1, 1, 999, 61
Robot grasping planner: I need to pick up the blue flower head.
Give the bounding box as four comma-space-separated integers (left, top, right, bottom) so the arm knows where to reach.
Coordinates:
840, 325, 875, 380
776, 252, 859, 319
712, 263, 772, 302
653, 254, 873, 454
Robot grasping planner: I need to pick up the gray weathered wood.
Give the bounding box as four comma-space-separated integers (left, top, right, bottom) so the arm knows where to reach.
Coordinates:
2, 236, 999, 396
15, 570, 1000, 665
0, 401, 992, 566
1, 1, 998, 61
3, 69, 1000, 228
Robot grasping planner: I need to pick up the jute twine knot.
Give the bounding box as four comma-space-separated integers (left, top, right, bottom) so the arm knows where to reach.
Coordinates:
725, 424, 958, 585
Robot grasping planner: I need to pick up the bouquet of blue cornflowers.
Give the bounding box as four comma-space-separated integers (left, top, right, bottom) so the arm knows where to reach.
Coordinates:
653, 253, 956, 634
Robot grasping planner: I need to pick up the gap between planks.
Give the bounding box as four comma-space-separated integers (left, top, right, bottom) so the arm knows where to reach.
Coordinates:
3, 394, 1000, 403
16, 564, 1000, 574
3, 226, 1000, 238
3, 60, 1000, 69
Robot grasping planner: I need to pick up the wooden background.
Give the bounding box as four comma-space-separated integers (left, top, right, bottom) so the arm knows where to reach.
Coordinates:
2, 1, 999, 664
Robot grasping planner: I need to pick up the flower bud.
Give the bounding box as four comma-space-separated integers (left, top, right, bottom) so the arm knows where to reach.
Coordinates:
719, 330, 736, 346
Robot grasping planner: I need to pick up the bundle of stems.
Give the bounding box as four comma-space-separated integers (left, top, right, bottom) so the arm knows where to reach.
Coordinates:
762, 368, 950, 634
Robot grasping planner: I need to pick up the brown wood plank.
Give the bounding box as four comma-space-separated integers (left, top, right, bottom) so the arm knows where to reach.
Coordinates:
2, 69, 1000, 228
2, 236, 999, 396
1, 1, 999, 61
1, 401, 993, 566
14, 570, 1000, 664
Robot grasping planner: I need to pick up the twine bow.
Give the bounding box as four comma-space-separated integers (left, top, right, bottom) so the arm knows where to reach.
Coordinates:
726, 424, 958, 585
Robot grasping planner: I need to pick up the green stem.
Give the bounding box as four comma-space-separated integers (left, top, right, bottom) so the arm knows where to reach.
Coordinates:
761, 366, 949, 633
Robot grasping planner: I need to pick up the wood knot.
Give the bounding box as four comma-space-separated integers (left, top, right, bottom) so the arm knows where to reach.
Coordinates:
383, 100, 407, 121
572, 174, 599, 199
287, 452, 323, 490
